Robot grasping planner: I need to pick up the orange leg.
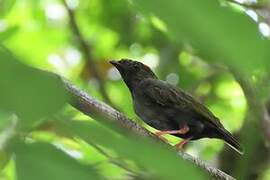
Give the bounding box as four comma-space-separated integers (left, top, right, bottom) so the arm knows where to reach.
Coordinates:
155, 125, 189, 137
155, 125, 189, 142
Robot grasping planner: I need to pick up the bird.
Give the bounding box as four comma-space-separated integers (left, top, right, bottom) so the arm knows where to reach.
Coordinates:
110, 59, 243, 154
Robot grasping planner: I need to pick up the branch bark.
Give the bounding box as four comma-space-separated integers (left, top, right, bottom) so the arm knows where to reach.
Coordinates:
62, 78, 236, 180
226, 0, 266, 9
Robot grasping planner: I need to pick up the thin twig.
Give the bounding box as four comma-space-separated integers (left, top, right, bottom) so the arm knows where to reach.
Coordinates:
86, 139, 142, 176
230, 67, 270, 141
61, 78, 236, 180
229, 68, 264, 125
63, 0, 115, 107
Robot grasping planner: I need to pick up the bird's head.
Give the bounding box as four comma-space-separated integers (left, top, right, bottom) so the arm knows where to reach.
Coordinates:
110, 59, 157, 90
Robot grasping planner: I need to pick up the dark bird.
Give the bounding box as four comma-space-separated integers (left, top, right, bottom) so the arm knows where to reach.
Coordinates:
110, 59, 243, 154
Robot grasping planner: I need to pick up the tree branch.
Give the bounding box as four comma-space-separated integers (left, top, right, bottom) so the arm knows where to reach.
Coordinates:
63, 0, 114, 107
86, 139, 143, 177
61, 78, 236, 180
226, 0, 266, 9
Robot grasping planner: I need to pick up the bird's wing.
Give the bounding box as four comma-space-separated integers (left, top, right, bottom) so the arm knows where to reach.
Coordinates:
142, 79, 223, 128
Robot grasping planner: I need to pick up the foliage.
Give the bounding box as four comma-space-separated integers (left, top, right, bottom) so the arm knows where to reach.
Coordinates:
0, 0, 270, 179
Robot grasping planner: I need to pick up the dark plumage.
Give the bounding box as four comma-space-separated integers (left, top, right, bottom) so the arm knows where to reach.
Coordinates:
110, 59, 243, 154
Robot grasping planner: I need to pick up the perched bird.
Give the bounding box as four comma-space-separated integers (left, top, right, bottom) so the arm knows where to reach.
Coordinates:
110, 59, 243, 154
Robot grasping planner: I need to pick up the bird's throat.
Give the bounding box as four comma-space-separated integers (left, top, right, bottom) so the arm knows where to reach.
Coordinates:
124, 77, 141, 92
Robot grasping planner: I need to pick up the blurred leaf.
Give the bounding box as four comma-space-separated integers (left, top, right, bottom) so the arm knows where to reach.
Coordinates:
14, 142, 102, 180
134, 0, 270, 74
0, 111, 13, 132
1, 157, 16, 180
0, 0, 16, 17
0, 26, 19, 42
0, 150, 10, 170
0, 46, 68, 122
65, 120, 208, 180
5, 28, 69, 68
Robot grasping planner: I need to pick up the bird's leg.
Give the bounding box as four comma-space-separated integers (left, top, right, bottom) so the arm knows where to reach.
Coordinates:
175, 137, 192, 150
154, 124, 191, 149
155, 124, 189, 137
155, 124, 190, 143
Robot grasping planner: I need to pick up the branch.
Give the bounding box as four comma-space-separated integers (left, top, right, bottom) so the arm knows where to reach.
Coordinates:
62, 78, 236, 180
86, 139, 142, 177
63, 0, 114, 107
226, 0, 266, 9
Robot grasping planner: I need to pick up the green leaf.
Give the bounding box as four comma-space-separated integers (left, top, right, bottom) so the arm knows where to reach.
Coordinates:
0, 111, 13, 132
14, 142, 102, 180
0, 26, 19, 42
133, 0, 270, 73
0, 0, 16, 17
0, 46, 68, 122
65, 120, 208, 180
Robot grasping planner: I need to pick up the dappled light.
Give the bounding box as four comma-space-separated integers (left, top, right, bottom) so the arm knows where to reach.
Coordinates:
1, 0, 270, 179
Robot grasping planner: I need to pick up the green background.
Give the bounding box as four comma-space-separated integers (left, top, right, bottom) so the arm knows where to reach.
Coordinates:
0, 0, 270, 179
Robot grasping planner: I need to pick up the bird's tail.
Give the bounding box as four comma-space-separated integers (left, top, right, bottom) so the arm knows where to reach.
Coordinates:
216, 128, 244, 155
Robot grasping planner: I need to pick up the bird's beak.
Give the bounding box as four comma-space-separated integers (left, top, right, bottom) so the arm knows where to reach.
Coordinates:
110, 60, 122, 70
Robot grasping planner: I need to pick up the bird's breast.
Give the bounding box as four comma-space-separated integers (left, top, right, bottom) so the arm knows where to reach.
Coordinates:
132, 93, 177, 131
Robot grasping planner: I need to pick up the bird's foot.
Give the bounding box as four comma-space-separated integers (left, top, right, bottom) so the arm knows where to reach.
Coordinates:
174, 137, 192, 150
155, 125, 190, 144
